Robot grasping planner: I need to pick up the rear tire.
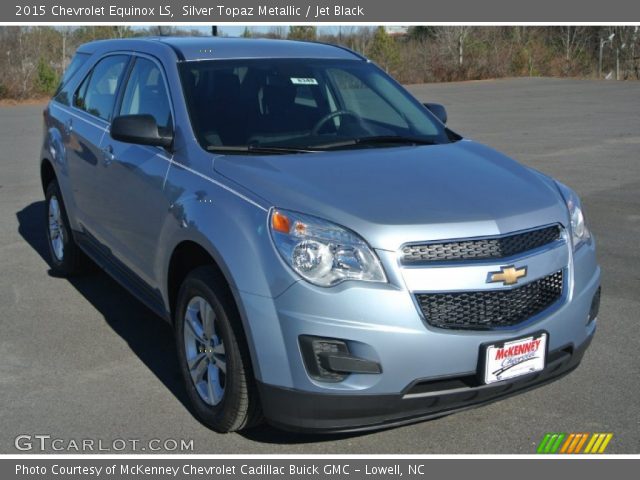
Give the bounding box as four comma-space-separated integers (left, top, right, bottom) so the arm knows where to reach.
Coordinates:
175, 266, 262, 432
45, 180, 89, 276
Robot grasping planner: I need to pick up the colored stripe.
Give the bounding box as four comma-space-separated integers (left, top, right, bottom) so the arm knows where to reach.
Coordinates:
537, 434, 552, 454
584, 433, 599, 453
598, 434, 613, 453
539, 432, 614, 454
545, 434, 558, 453
567, 434, 582, 454
560, 434, 575, 453
550, 433, 566, 453
590, 434, 606, 453
574, 433, 589, 453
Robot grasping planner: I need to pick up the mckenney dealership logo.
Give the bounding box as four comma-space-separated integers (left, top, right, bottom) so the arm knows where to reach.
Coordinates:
494, 338, 542, 360
536, 433, 613, 454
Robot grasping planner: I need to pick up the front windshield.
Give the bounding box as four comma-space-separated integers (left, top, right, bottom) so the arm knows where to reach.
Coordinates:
179, 58, 452, 152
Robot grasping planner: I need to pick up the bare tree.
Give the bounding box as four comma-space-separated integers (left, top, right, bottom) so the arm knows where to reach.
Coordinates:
437, 26, 471, 68
17, 28, 42, 97
2, 26, 639, 101
558, 26, 591, 75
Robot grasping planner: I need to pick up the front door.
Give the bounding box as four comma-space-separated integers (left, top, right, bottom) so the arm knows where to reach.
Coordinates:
97, 56, 174, 287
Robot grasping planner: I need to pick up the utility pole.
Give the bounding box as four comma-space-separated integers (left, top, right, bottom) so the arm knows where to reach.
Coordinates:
600, 32, 615, 79
599, 36, 604, 78
616, 41, 627, 80
61, 29, 66, 74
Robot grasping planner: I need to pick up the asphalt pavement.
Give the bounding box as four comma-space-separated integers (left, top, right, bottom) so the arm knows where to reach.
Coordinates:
0, 77, 638, 453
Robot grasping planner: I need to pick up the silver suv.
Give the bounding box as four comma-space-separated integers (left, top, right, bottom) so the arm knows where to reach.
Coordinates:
41, 37, 600, 433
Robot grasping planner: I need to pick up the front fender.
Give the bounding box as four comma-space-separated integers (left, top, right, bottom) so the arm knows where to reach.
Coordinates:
155, 183, 298, 384
158, 191, 297, 302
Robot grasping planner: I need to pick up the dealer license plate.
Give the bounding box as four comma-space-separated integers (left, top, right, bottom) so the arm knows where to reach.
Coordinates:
483, 333, 547, 384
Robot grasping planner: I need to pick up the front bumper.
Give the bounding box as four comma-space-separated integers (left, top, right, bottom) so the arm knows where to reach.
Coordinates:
258, 334, 593, 433
237, 235, 599, 431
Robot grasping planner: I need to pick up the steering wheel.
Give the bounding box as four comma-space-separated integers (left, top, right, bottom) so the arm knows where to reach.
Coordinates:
311, 110, 364, 135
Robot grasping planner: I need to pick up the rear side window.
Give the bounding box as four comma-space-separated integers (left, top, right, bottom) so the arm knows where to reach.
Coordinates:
119, 57, 173, 131
74, 55, 129, 121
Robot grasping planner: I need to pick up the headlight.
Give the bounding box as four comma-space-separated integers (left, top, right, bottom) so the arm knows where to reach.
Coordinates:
555, 181, 591, 249
269, 208, 387, 287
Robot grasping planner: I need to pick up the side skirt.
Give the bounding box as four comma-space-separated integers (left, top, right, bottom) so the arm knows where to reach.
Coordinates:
74, 229, 171, 323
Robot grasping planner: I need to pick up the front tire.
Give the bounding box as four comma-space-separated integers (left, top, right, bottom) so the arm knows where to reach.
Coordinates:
175, 266, 262, 432
45, 180, 88, 276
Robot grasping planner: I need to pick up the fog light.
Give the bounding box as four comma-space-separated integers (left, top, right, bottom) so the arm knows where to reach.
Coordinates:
588, 286, 601, 324
299, 336, 382, 382
299, 336, 349, 382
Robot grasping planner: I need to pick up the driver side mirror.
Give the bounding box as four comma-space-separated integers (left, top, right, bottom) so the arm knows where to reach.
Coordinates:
423, 103, 448, 125
111, 114, 173, 149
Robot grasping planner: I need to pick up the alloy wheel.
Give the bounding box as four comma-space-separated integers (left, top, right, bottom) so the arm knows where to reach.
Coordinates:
48, 195, 64, 261
183, 296, 226, 406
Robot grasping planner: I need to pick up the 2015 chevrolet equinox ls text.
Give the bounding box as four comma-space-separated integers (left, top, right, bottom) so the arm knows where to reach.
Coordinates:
41, 37, 601, 433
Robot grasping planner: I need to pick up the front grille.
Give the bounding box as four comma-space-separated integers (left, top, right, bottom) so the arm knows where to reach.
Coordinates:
416, 270, 564, 330
402, 225, 561, 264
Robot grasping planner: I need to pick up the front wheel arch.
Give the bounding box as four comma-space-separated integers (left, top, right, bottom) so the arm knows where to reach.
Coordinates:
166, 240, 235, 321
165, 239, 261, 373
172, 264, 264, 431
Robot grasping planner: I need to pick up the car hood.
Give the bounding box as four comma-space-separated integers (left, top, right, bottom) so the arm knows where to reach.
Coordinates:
213, 140, 568, 251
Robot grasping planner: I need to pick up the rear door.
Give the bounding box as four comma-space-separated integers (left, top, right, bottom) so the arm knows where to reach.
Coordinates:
97, 55, 174, 286
65, 54, 130, 239
46, 52, 91, 227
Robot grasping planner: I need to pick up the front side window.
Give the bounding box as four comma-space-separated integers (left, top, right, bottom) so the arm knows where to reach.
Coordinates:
180, 58, 452, 153
119, 57, 173, 132
74, 55, 128, 121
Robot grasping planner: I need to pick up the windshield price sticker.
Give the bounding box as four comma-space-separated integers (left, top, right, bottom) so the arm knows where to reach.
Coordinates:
290, 78, 319, 85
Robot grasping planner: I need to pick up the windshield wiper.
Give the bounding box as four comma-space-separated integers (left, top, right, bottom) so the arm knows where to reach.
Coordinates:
309, 135, 439, 150
206, 136, 438, 154
206, 145, 314, 154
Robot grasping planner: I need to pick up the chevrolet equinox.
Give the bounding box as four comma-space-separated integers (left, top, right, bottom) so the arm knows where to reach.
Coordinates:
41, 37, 601, 433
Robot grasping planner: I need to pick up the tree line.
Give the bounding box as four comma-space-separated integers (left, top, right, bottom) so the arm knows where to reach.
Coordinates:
0, 25, 638, 100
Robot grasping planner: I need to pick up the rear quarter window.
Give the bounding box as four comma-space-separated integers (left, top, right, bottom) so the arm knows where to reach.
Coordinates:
53, 52, 90, 105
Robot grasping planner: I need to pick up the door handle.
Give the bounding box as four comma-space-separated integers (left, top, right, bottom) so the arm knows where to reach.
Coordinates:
101, 145, 115, 166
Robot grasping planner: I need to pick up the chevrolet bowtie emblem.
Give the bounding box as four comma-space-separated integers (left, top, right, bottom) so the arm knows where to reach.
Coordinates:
488, 265, 528, 285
